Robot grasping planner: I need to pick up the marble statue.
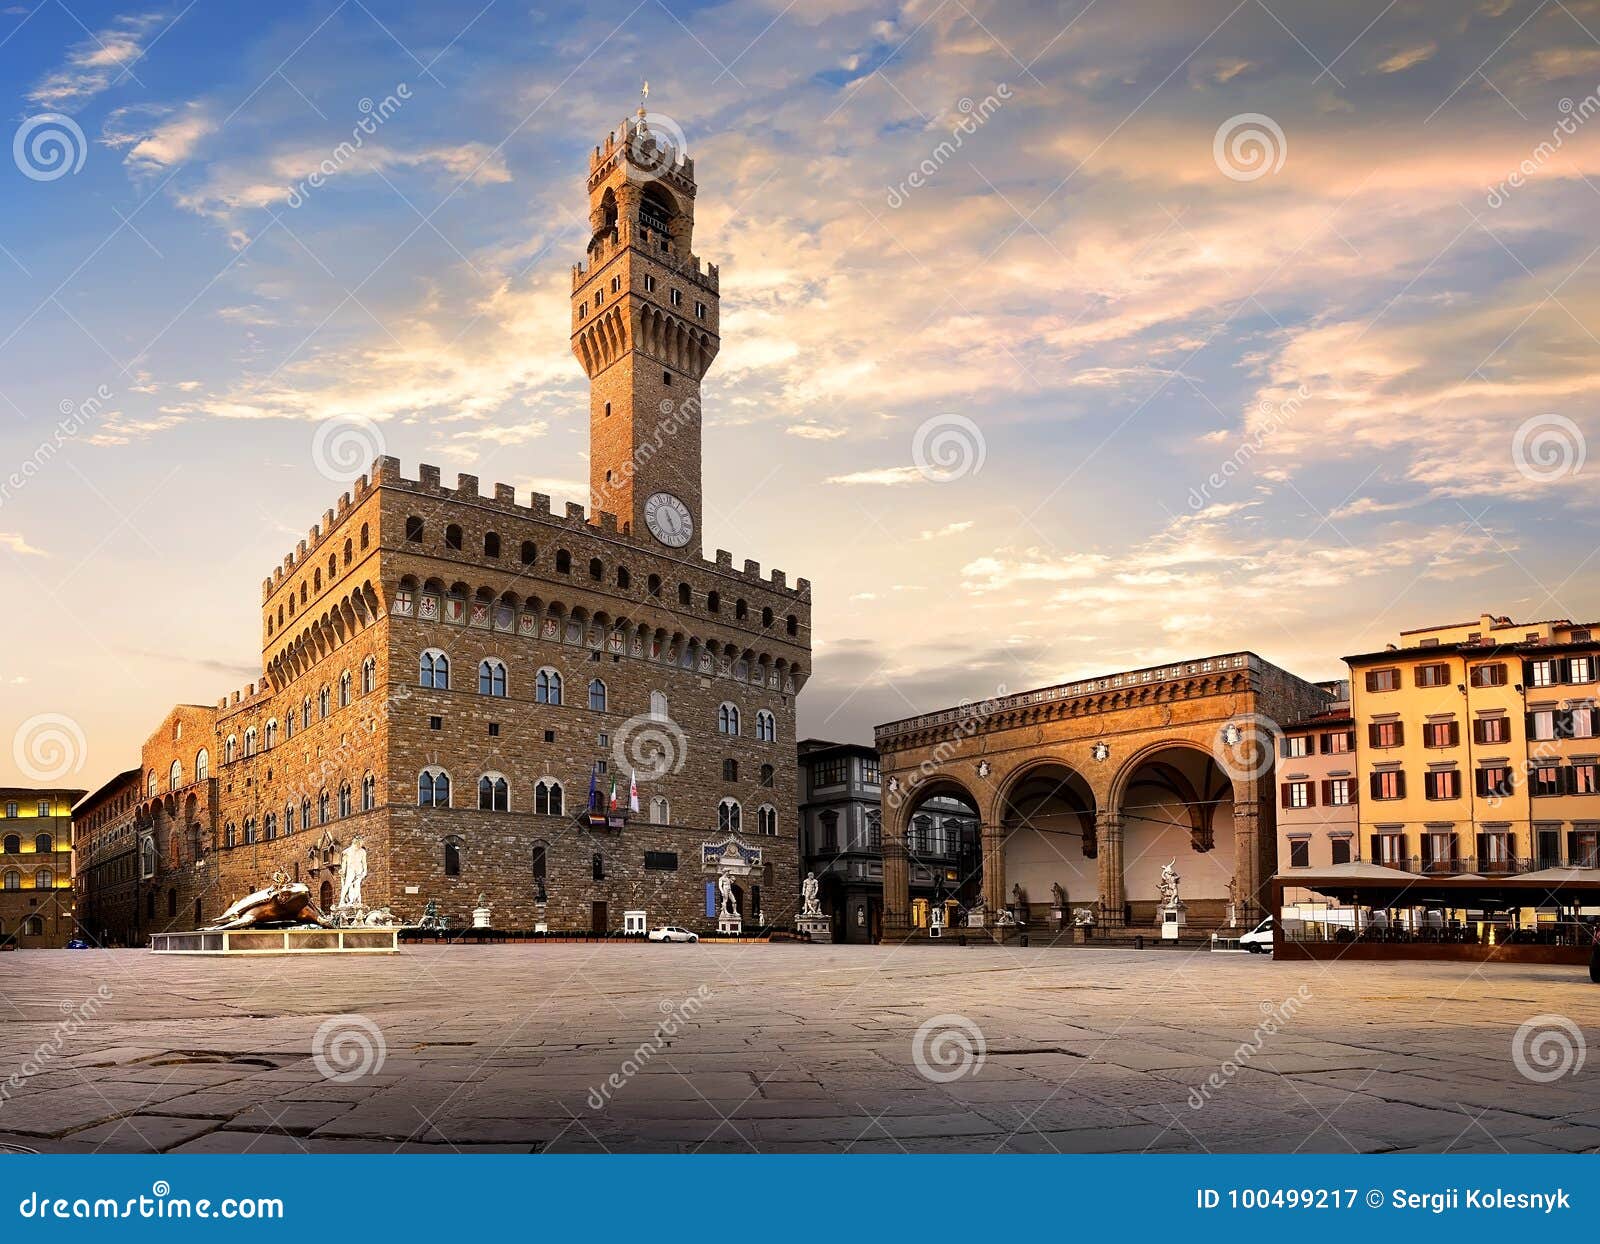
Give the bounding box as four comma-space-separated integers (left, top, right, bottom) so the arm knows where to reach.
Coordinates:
718, 870, 736, 917
1157, 859, 1182, 910
338, 835, 369, 909
1072, 906, 1096, 927
1225, 875, 1239, 928
209, 873, 330, 931
1051, 882, 1066, 908
800, 872, 822, 918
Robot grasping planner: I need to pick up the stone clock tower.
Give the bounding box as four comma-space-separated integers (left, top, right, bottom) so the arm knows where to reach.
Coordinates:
571, 107, 720, 556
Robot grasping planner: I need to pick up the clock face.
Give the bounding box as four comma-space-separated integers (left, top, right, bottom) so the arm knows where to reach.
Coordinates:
644, 491, 693, 548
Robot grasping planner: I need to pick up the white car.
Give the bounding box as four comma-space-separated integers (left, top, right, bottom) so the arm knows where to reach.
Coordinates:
648, 926, 699, 943
1238, 915, 1274, 954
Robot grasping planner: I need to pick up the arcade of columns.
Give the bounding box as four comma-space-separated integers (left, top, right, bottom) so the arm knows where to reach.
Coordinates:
874, 654, 1332, 940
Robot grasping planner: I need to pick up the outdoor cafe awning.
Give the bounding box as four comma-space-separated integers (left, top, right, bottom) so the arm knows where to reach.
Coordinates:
1272, 861, 1600, 907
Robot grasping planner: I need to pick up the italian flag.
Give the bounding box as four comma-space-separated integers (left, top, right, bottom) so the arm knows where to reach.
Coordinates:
608, 776, 619, 811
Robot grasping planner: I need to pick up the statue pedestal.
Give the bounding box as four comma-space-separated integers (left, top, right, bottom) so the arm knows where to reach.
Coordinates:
717, 914, 743, 935
796, 915, 831, 943
1158, 904, 1187, 941
472, 906, 492, 929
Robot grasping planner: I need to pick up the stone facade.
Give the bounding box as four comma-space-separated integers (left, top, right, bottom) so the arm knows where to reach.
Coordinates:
70, 768, 141, 945
875, 653, 1331, 940
96, 109, 811, 939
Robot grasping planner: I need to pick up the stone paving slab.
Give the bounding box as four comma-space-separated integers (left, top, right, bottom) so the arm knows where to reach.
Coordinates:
1, 943, 1595, 1153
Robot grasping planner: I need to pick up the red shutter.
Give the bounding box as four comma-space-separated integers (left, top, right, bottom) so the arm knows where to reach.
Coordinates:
1280, 782, 1291, 808
1321, 780, 1333, 804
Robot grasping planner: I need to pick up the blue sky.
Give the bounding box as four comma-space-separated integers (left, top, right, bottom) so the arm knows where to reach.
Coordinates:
2, 0, 1599, 789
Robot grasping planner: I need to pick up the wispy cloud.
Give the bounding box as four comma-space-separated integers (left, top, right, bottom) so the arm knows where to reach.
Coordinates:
28, 11, 165, 109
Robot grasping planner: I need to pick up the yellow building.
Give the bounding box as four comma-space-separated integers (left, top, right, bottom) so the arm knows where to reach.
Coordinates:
1346, 613, 1599, 880
0, 787, 84, 948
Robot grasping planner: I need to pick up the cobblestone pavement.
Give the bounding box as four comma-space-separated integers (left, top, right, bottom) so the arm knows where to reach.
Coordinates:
0, 943, 1595, 1153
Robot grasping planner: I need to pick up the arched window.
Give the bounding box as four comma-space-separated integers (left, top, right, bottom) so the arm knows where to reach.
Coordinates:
405, 515, 424, 542
361, 657, 376, 694
617, 566, 631, 589
339, 670, 352, 707
362, 773, 376, 812
648, 574, 661, 597
757, 710, 777, 742
478, 774, 509, 812
445, 524, 463, 550
718, 798, 742, 833
718, 703, 741, 735
759, 763, 774, 788
24, 916, 42, 936
301, 799, 312, 832
420, 649, 450, 690
735, 599, 748, 621
223, 823, 236, 849
34, 833, 52, 853
723, 759, 739, 782
1, 835, 18, 854
652, 796, 670, 825
285, 803, 296, 834
531, 842, 548, 899
34, 868, 52, 889
319, 686, 331, 718
418, 768, 451, 808
536, 668, 563, 705
263, 813, 277, 841
243, 818, 257, 845
588, 678, 607, 712
343, 538, 352, 567
360, 522, 370, 550
444, 839, 461, 876
479, 658, 508, 697
302, 697, 312, 729
535, 780, 563, 816
147, 770, 158, 797
762, 606, 773, 629
339, 783, 352, 817
555, 549, 572, 574
649, 690, 668, 720
318, 790, 330, 824
786, 614, 798, 637
244, 726, 258, 757
757, 805, 777, 836
169, 760, 183, 790
588, 557, 603, 581
592, 851, 605, 880
707, 590, 721, 613
484, 531, 501, 558
195, 748, 209, 783
1, 870, 18, 890
520, 540, 537, 565
265, 719, 278, 749
678, 583, 692, 606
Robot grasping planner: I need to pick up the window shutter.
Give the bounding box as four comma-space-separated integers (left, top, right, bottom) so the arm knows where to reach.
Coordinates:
1367, 723, 1380, 748
1321, 780, 1333, 804
1506, 832, 1517, 861
1476, 832, 1487, 863
1568, 831, 1579, 865
1279, 782, 1291, 807
1447, 721, 1460, 747
1364, 670, 1377, 692
1305, 783, 1316, 807
1522, 659, 1535, 685
1393, 721, 1405, 746
1279, 738, 1291, 758
1369, 773, 1382, 800
1394, 771, 1406, 798
1472, 719, 1483, 745
1369, 833, 1380, 862
1397, 833, 1409, 864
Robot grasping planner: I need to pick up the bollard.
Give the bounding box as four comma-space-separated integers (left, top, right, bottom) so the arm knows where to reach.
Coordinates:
1135, 934, 1144, 950
958, 935, 968, 947
1020, 933, 1029, 947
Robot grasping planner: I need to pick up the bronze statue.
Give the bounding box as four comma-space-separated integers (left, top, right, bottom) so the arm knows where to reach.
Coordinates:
208, 873, 331, 930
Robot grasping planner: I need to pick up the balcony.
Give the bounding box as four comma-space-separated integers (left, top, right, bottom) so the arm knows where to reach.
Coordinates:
1356, 855, 1584, 876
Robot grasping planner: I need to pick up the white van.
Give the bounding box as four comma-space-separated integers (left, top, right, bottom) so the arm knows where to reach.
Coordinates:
1239, 915, 1274, 954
